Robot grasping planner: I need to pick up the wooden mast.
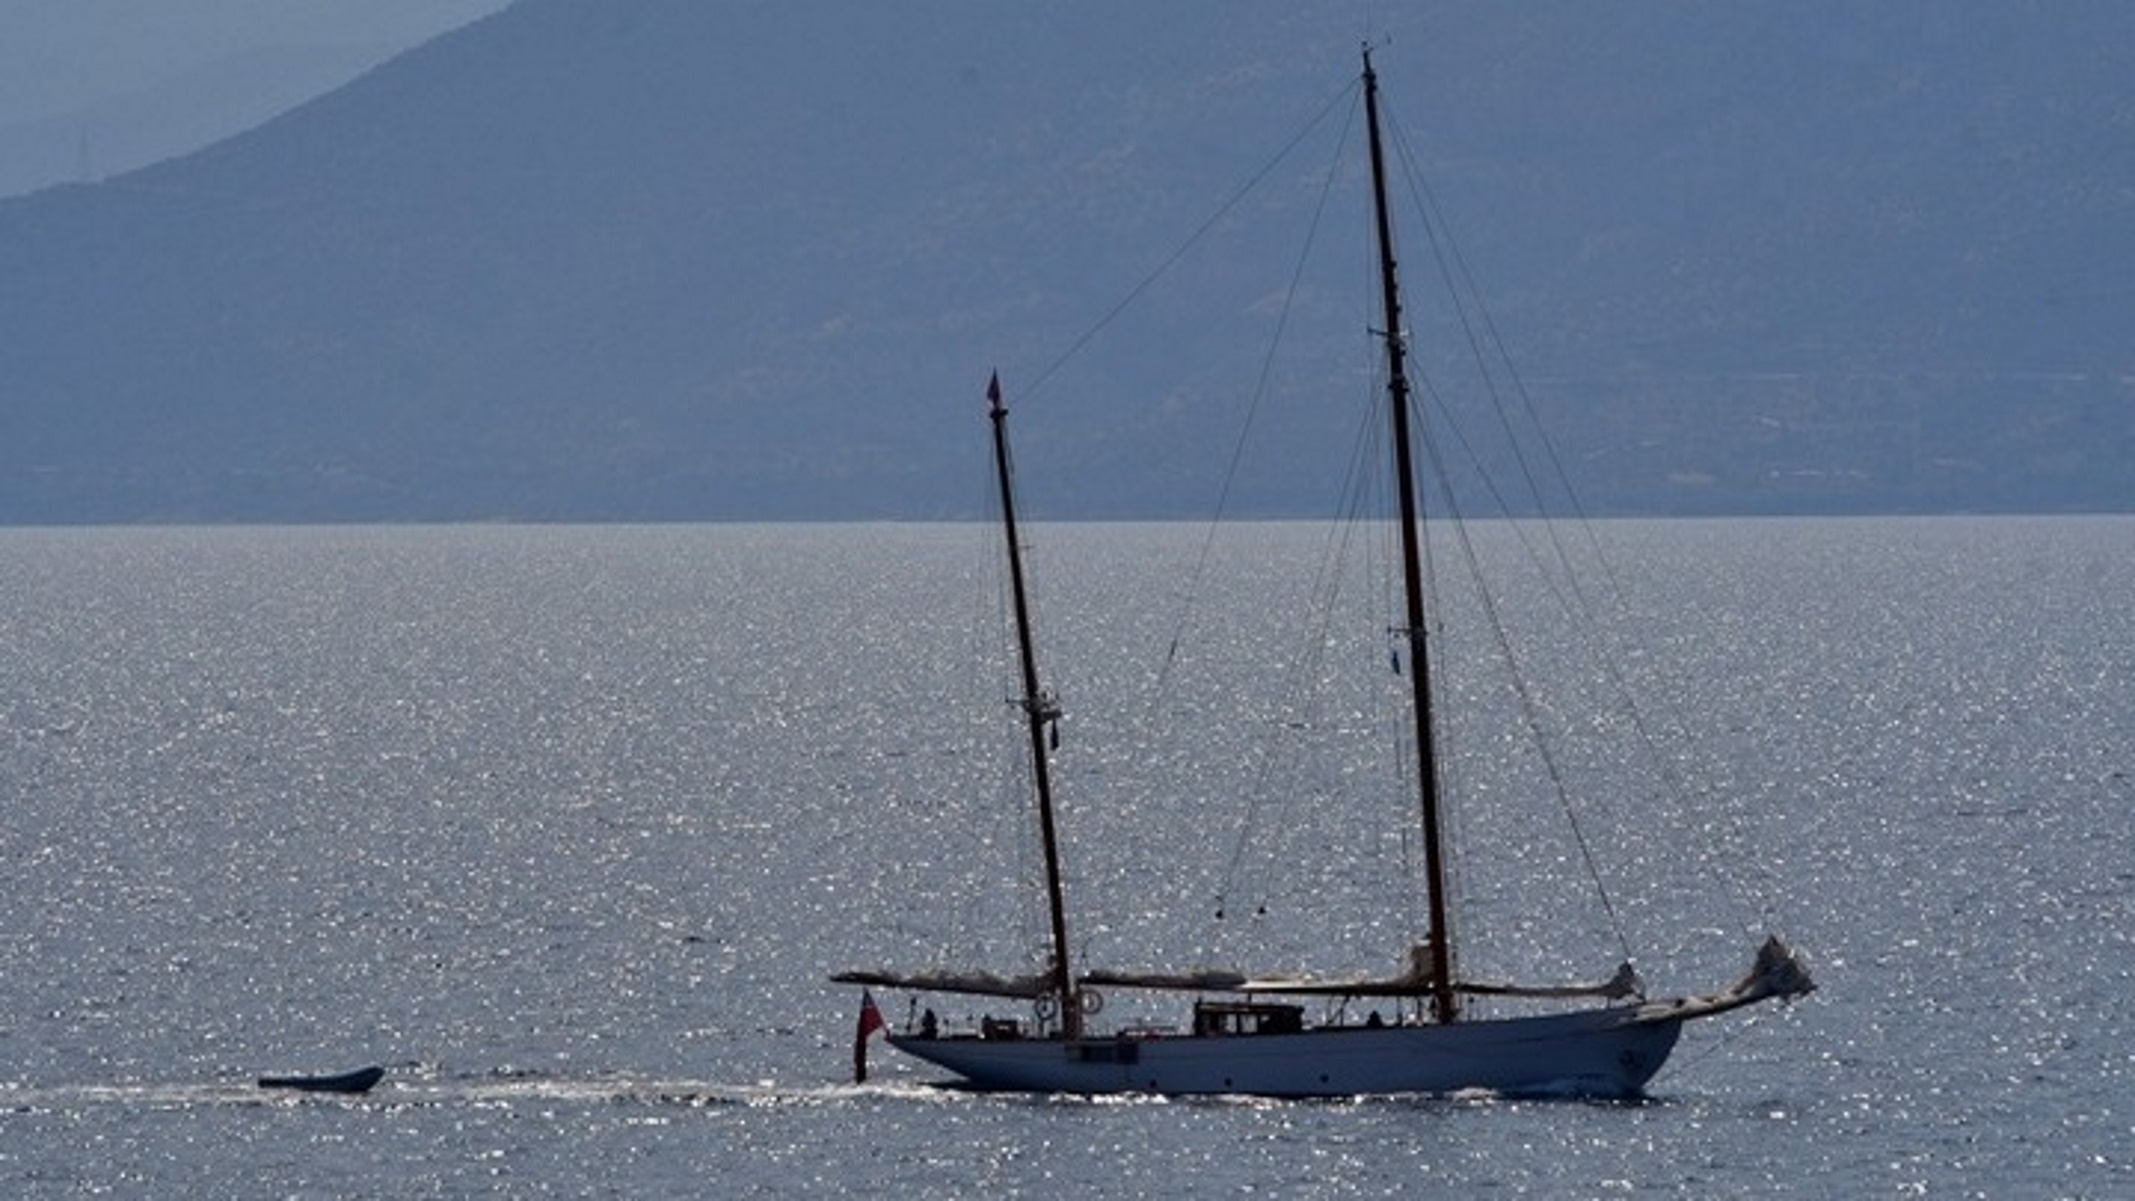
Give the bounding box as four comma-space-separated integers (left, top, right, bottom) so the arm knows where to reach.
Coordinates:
985, 373, 1082, 1038
1363, 50, 1459, 1025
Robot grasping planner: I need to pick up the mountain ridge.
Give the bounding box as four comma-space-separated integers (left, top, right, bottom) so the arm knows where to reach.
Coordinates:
2, 0, 2128, 522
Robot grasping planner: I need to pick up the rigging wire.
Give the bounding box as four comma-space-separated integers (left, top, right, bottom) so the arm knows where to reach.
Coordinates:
1207, 396, 1379, 950
1383, 104, 1784, 937
1400, 336, 1635, 963
1369, 104, 1640, 966
964, 70, 1367, 971
1021, 76, 1363, 405
1297, 62, 1647, 983
1154, 84, 1363, 699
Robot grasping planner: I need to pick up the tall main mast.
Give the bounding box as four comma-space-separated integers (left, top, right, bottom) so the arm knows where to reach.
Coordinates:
986, 374, 1082, 1038
1363, 50, 1459, 1025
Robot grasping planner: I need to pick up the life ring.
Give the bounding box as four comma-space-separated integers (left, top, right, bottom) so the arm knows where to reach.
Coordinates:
1034, 994, 1059, 1022
1078, 988, 1105, 1016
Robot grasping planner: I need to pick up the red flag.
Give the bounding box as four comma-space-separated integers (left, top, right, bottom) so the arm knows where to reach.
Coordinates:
853, 990, 887, 1083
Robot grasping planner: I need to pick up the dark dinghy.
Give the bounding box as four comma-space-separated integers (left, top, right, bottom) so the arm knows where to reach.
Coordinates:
257, 1064, 386, 1094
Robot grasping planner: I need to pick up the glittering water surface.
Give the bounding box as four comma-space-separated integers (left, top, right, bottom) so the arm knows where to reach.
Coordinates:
2, 520, 2128, 1195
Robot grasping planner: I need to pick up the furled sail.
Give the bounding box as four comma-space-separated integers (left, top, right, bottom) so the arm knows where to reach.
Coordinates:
1087, 949, 1645, 1002
1078, 968, 1251, 992
830, 968, 1052, 1000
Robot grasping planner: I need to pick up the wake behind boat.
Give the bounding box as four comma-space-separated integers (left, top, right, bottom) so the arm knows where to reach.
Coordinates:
835, 49, 1811, 1099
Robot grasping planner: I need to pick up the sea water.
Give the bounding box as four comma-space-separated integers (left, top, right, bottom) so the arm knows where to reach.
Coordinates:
0, 519, 2127, 1195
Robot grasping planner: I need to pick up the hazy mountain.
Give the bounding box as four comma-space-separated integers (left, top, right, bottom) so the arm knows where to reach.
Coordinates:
0, 0, 513, 199
0, 43, 385, 198
1, 0, 2128, 522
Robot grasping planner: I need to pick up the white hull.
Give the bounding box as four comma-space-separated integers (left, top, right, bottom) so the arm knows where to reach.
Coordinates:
888, 1005, 1684, 1098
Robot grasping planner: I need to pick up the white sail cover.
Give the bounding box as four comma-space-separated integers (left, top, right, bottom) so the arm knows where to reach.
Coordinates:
1082, 946, 1645, 1001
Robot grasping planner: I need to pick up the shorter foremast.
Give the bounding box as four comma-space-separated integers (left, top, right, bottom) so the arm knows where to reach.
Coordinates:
986, 373, 1082, 1039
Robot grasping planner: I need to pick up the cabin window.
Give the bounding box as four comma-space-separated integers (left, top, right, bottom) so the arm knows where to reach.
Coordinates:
1070, 1041, 1141, 1065
1192, 1002, 1306, 1036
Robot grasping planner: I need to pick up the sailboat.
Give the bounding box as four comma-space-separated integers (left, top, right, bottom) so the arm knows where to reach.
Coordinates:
835, 50, 1812, 1098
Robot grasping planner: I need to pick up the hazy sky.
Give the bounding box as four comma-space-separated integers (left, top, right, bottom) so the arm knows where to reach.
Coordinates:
0, 0, 512, 192
1, 0, 511, 116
